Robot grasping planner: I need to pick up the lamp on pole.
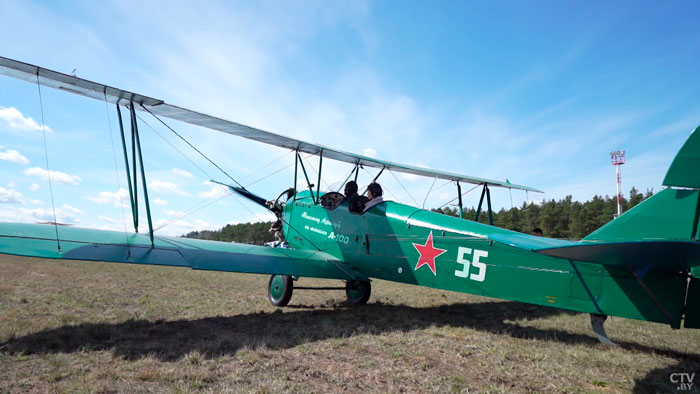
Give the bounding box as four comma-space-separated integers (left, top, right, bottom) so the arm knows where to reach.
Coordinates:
610, 150, 626, 217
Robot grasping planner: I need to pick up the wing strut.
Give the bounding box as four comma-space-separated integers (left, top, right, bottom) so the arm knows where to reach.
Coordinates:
131, 104, 155, 247
316, 152, 323, 202
457, 181, 463, 219
115, 102, 155, 247
116, 105, 138, 231
474, 184, 494, 225
296, 151, 317, 205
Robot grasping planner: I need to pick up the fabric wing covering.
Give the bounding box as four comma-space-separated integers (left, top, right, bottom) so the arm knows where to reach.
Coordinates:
0, 56, 541, 193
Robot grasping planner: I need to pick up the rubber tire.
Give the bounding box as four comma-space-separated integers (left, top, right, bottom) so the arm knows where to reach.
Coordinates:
346, 280, 371, 305
268, 274, 293, 306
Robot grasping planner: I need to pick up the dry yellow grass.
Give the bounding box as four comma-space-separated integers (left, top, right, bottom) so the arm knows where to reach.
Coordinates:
1, 254, 699, 393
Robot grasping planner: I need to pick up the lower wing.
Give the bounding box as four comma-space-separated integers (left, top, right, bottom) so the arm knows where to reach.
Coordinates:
0, 222, 367, 281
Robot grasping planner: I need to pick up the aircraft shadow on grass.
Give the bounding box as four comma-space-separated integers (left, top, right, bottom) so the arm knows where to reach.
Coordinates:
2, 300, 699, 392
2, 301, 698, 363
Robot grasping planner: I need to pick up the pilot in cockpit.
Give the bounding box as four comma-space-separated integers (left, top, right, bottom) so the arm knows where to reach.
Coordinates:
362, 182, 384, 213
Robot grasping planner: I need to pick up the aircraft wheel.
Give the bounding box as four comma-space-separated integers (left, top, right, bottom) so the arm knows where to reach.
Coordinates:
268, 274, 293, 306
346, 280, 371, 305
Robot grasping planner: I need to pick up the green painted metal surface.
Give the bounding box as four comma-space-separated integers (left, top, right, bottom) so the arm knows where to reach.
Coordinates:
282, 190, 695, 328
663, 125, 700, 188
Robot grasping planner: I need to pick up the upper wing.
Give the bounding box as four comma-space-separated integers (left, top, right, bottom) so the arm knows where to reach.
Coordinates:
0, 222, 367, 281
0, 56, 541, 193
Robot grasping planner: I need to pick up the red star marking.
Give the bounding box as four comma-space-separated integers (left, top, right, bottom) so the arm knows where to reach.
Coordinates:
412, 231, 447, 276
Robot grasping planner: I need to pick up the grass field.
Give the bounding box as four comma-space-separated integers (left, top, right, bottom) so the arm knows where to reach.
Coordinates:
1, 254, 699, 393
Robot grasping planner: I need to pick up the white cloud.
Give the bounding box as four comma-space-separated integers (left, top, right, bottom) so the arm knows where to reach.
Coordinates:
172, 168, 194, 178
23, 167, 82, 185
0, 187, 24, 204
0, 107, 51, 132
362, 148, 377, 158
0, 203, 84, 224
149, 180, 191, 196
61, 204, 85, 216
8, 181, 15, 188
29, 183, 40, 191
0, 147, 29, 164
0, 185, 43, 205
84, 188, 129, 207
153, 198, 168, 205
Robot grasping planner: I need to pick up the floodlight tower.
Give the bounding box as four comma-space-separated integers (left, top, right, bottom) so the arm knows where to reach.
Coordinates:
610, 150, 626, 217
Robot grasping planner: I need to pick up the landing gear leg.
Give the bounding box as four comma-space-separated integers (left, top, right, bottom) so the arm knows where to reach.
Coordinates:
346, 280, 371, 305
268, 275, 293, 306
590, 313, 617, 346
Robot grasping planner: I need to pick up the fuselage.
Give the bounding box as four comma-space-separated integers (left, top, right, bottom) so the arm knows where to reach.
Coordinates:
282, 191, 688, 328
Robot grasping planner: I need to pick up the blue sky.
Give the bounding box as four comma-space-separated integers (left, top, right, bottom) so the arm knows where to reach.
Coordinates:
1, 1, 699, 235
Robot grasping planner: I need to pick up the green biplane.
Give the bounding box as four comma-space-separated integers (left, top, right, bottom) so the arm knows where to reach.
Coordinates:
1, 56, 699, 345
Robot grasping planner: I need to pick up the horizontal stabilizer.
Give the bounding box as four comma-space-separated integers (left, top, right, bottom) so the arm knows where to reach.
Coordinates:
489, 231, 700, 271
536, 241, 700, 272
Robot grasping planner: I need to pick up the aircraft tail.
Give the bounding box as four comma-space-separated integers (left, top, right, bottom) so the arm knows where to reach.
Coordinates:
584, 124, 700, 243
580, 125, 700, 329
487, 126, 700, 330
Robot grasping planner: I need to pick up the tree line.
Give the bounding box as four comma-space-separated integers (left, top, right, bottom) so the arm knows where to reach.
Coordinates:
184, 187, 653, 243
184, 221, 276, 244
434, 187, 653, 239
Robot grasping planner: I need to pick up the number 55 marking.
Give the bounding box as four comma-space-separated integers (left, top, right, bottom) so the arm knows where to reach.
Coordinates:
455, 247, 488, 282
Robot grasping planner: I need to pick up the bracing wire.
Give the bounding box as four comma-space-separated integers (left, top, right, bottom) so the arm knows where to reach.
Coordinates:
138, 111, 294, 190
139, 130, 305, 232
244, 158, 296, 188
103, 91, 131, 250
509, 188, 513, 209
436, 183, 480, 210
388, 168, 419, 206
422, 176, 438, 209
299, 154, 332, 190
135, 113, 214, 180
240, 150, 293, 182
153, 152, 314, 232
433, 179, 455, 192
140, 105, 245, 189
153, 191, 231, 232
35, 73, 60, 250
